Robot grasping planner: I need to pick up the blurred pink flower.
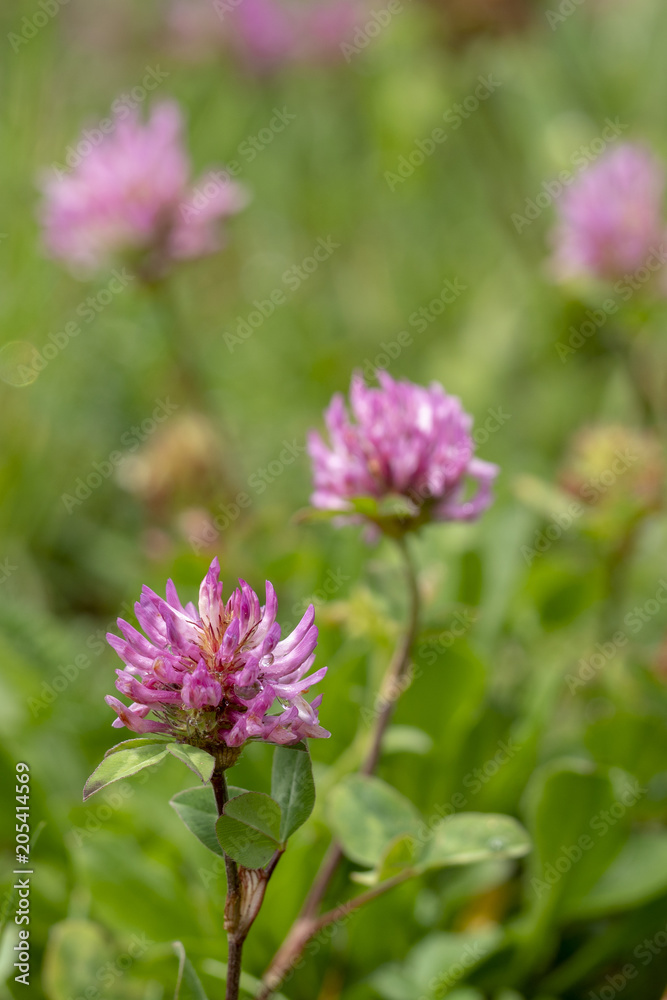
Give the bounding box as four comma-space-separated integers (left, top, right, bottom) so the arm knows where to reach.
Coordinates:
106, 558, 329, 748
304, 0, 362, 60
167, 0, 361, 72
230, 0, 297, 69
551, 143, 666, 283
40, 101, 247, 277
308, 372, 498, 527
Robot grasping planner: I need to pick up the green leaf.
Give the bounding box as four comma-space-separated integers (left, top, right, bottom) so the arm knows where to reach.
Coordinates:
445, 992, 485, 1000
173, 941, 209, 1000
327, 775, 421, 868
170, 785, 225, 857
371, 494, 420, 519
348, 494, 423, 535
351, 832, 419, 887
377, 833, 419, 880
564, 830, 667, 919
104, 735, 172, 756
294, 493, 419, 529
417, 813, 531, 871
369, 929, 501, 1000
585, 713, 667, 785
167, 743, 216, 783
227, 785, 249, 799
107, 739, 215, 783
382, 725, 434, 756
293, 506, 349, 525
271, 742, 315, 841
216, 792, 282, 869
83, 744, 169, 800
514, 474, 575, 519
354, 814, 530, 887
43, 920, 113, 1000
349, 494, 419, 519
522, 761, 630, 917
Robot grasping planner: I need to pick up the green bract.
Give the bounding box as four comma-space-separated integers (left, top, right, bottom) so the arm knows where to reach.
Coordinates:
83, 738, 216, 800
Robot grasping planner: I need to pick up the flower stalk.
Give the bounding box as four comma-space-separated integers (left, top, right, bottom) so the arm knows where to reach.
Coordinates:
145, 278, 207, 405
256, 535, 421, 999
211, 759, 245, 1000
361, 535, 420, 775
89, 371, 500, 997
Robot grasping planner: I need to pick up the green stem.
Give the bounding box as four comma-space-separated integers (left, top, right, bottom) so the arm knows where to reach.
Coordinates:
225, 936, 244, 1000
144, 279, 206, 405
607, 327, 659, 428
255, 535, 421, 999
598, 526, 638, 640
211, 761, 244, 1000
361, 534, 420, 775
255, 868, 416, 1000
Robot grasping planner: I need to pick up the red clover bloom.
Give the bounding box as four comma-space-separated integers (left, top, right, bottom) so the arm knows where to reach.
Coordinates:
551, 143, 666, 284
40, 101, 247, 278
173, 0, 361, 72
105, 559, 329, 749
308, 372, 498, 528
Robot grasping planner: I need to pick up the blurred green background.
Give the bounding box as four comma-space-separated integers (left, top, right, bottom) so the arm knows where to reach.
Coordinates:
2, 0, 667, 997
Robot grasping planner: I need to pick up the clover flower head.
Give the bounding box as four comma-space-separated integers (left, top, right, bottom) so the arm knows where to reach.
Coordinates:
559, 424, 663, 525
167, 0, 362, 72
105, 559, 329, 750
551, 143, 666, 284
307, 372, 498, 531
40, 101, 247, 278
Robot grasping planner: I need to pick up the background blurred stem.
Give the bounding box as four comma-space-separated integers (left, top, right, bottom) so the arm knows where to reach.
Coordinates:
598, 525, 638, 639
256, 535, 421, 999
607, 328, 660, 428
144, 278, 207, 406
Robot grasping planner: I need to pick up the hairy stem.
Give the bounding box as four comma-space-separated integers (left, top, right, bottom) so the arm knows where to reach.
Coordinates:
362, 534, 420, 775
599, 525, 638, 640
225, 936, 244, 1000
256, 868, 415, 999
145, 278, 204, 404
211, 761, 243, 1000
256, 536, 421, 998
313, 868, 414, 932
607, 328, 658, 428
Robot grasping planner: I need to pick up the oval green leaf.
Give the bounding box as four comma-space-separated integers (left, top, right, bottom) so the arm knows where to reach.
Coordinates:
43, 920, 113, 1000
167, 744, 216, 783
103, 735, 172, 757
523, 762, 628, 915
83, 744, 169, 800
564, 830, 667, 920
216, 792, 282, 869
417, 813, 531, 872
271, 742, 315, 841
327, 774, 421, 868
170, 785, 225, 858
